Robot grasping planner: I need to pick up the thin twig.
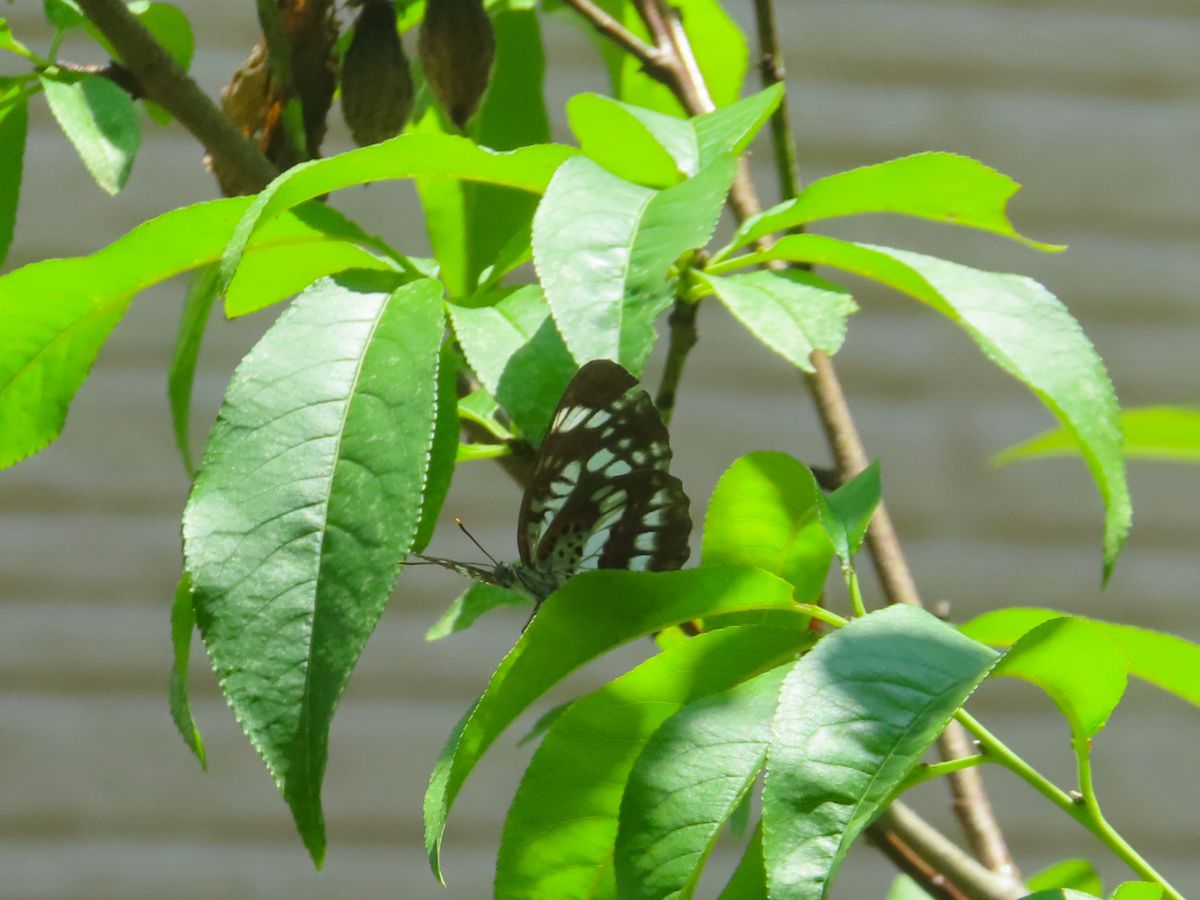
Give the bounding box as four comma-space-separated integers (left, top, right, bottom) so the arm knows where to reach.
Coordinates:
74, 0, 278, 195
747, 0, 1018, 877
560, 0, 672, 82
752, 0, 801, 202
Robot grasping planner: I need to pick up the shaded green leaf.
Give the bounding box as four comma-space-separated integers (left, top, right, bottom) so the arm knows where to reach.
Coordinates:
728, 152, 1063, 254
962, 608, 1200, 709
498, 627, 808, 899
763, 605, 999, 899
220, 134, 574, 294
703, 269, 856, 373
615, 665, 791, 900
183, 274, 444, 865
0, 94, 26, 265
424, 566, 800, 880
993, 617, 1127, 740
1, 19, 34, 59
718, 821, 766, 900
167, 265, 220, 476
41, 74, 140, 195
740, 235, 1129, 580
0, 197, 385, 471
424, 582, 528, 641
44, 0, 84, 30
413, 342, 459, 553
447, 285, 575, 445
701, 451, 833, 602
534, 156, 735, 374
825, 461, 881, 561
1027, 858, 1104, 896
169, 571, 207, 769
996, 406, 1200, 465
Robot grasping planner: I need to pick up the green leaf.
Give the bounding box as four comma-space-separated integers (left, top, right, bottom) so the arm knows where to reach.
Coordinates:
719, 821, 766, 900
741, 235, 1130, 580
0, 197, 386, 470
423, 566, 800, 881
533, 155, 735, 374
992, 617, 1127, 740
220, 134, 574, 294
183, 274, 444, 866
702, 269, 857, 373
1022, 892, 1100, 900
412, 342, 459, 553
567, 92, 693, 185
763, 605, 999, 900
693, 83, 784, 169
886, 876, 934, 900
0, 94, 26, 265
996, 406, 1200, 465
615, 664, 791, 900
43, 0, 84, 30
169, 571, 207, 769
727, 152, 1063, 255
130, 3, 193, 68
41, 74, 140, 195
1, 19, 34, 59
167, 265, 220, 476
224, 240, 395, 318
446, 286, 576, 445
1108, 884, 1162, 900
825, 462, 881, 561
701, 451, 833, 602
962, 608, 1200, 709
498, 627, 808, 899
424, 582, 528, 641
1027, 859, 1104, 896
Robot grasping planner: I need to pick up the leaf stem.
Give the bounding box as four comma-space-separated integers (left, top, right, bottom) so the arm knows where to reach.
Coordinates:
846, 567, 868, 618
793, 603, 848, 630
957, 710, 1183, 899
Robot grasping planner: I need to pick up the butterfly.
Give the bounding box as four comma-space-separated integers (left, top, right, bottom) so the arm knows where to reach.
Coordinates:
416, 359, 692, 603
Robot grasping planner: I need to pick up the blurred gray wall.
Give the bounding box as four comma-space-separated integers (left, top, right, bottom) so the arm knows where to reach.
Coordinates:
2, 1, 1198, 897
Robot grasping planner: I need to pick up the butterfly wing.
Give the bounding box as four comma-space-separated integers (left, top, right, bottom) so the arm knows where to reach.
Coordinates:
518, 359, 690, 582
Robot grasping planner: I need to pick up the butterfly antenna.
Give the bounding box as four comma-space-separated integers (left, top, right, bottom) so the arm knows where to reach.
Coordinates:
455, 517, 502, 567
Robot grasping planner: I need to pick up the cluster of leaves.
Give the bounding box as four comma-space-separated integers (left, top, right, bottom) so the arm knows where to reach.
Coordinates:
2, 2, 1198, 899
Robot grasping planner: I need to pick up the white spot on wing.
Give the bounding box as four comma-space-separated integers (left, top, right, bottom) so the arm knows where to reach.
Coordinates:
634, 533, 658, 552
607, 460, 631, 477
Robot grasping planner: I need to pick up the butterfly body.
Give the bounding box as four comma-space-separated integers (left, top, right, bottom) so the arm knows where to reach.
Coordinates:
419, 359, 691, 603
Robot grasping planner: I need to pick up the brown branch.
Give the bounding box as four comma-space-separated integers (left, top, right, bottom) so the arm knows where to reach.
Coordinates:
655, 299, 698, 426
74, 0, 278, 195
560, 0, 674, 84
753, 0, 801, 202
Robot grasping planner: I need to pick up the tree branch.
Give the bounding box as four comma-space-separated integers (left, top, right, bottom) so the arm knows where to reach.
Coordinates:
75, 0, 278, 195
560, 0, 674, 83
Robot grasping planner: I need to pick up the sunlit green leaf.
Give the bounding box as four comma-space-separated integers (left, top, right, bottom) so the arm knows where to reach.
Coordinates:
702, 451, 832, 602
41, 74, 141, 195
727, 152, 1063, 255
737, 234, 1129, 580
413, 342, 459, 553
763, 605, 999, 899
567, 92, 692, 185
0, 198, 388, 470
718, 821, 766, 899
996, 406, 1200, 465
992, 617, 1127, 740
615, 665, 791, 900
1108, 883, 1163, 900
498, 627, 808, 899
534, 155, 735, 373
693, 84, 784, 170
1027, 858, 1104, 896
167, 265, 220, 476
183, 274, 444, 865
220, 134, 574, 294
962, 608, 1200, 709
702, 269, 856, 373
886, 875, 934, 900
1, 19, 34, 59
424, 566, 800, 881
